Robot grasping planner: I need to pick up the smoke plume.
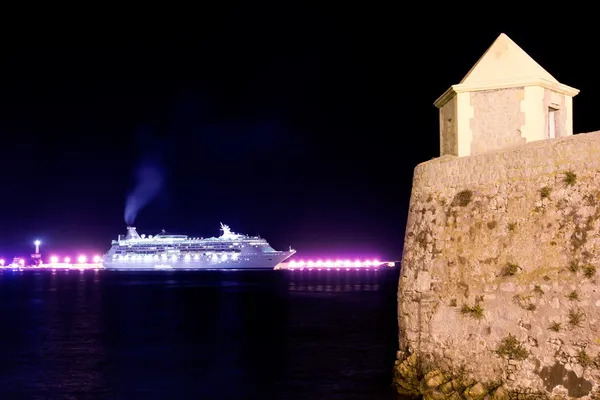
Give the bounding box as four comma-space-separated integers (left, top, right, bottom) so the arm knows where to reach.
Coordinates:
124, 162, 164, 226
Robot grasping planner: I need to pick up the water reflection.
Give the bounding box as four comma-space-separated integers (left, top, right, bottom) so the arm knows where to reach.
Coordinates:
0, 268, 400, 399
286, 269, 382, 293
0, 270, 108, 397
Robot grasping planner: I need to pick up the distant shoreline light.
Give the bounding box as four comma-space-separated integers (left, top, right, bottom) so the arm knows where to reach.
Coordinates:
287, 259, 383, 269
0, 254, 102, 268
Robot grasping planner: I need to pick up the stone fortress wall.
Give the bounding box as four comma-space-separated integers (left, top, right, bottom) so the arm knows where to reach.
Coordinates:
394, 131, 600, 399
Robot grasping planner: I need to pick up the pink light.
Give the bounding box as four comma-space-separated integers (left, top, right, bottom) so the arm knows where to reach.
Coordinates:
19, 259, 25, 266
0, 259, 4, 266
77, 255, 87, 264
64, 257, 71, 263
92, 255, 101, 263
50, 256, 58, 264
287, 257, 385, 270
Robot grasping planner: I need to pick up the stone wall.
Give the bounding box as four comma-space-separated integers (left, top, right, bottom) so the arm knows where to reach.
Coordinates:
470, 88, 526, 156
394, 131, 600, 399
440, 96, 458, 157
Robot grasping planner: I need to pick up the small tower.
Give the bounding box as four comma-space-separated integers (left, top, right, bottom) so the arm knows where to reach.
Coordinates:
434, 33, 580, 157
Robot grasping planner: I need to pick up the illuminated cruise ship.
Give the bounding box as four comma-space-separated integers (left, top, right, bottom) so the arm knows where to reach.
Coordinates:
102, 223, 296, 270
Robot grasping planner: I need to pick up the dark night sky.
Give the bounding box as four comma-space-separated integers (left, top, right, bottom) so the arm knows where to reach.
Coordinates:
0, 13, 595, 260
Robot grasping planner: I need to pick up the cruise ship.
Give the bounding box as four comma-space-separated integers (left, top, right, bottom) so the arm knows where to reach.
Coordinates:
102, 223, 296, 270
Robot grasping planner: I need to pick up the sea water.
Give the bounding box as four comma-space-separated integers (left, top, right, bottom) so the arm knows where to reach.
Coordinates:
0, 268, 402, 399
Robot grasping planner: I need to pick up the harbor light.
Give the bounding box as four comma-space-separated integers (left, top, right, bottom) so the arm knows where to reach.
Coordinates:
92, 255, 101, 263
50, 256, 58, 264
77, 255, 87, 264
19, 259, 25, 266
0, 259, 4, 266
34, 240, 41, 254
284, 258, 391, 270
64, 257, 71, 263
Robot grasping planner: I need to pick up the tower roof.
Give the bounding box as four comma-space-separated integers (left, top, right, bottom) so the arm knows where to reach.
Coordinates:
460, 33, 558, 85
434, 33, 579, 108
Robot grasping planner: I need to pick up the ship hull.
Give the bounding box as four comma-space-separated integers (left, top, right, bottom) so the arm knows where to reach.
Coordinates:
102, 251, 294, 271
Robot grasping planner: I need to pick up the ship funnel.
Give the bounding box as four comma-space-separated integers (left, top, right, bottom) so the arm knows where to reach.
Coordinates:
125, 226, 141, 240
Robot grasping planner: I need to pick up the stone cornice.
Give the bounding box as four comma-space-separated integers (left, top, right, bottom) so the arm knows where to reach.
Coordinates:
434, 78, 580, 108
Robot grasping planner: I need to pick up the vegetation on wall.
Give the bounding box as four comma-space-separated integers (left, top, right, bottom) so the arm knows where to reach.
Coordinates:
453, 190, 473, 207
568, 309, 585, 328
548, 322, 561, 332
495, 334, 528, 361
502, 263, 519, 277
567, 291, 580, 301
563, 170, 577, 186
569, 262, 579, 273
540, 186, 551, 199
583, 264, 596, 278
460, 303, 484, 319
